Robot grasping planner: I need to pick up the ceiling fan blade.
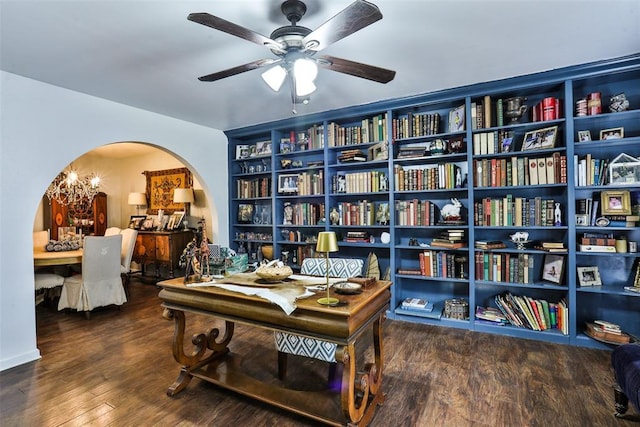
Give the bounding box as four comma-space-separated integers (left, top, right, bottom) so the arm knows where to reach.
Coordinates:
302, 0, 382, 52
198, 59, 278, 82
317, 55, 395, 84
188, 12, 282, 52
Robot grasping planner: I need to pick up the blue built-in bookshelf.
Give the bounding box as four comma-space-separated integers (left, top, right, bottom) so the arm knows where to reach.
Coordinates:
225, 53, 640, 349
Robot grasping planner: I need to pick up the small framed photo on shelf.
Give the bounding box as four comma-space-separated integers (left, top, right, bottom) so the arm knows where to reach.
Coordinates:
253, 203, 271, 225
521, 125, 558, 151
278, 174, 298, 193
140, 217, 155, 231
608, 153, 640, 185
237, 203, 254, 223
255, 140, 272, 156
542, 254, 565, 284
577, 266, 602, 287
577, 130, 591, 142
575, 214, 589, 226
601, 190, 632, 215
599, 127, 624, 140
235, 144, 250, 159
448, 104, 465, 132
168, 211, 185, 230
129, 215, 147, 230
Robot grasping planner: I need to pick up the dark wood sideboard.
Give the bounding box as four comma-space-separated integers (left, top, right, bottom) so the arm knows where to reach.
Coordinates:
133, 230, 193, 279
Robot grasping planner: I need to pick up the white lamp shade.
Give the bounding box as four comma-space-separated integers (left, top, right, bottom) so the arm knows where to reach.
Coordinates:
173, 188, 194, 204
127, 192, 146, 206
261, 65, 287, 92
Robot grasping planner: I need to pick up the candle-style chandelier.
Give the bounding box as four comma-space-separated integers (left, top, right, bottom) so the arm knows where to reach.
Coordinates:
45, 165, 101, 206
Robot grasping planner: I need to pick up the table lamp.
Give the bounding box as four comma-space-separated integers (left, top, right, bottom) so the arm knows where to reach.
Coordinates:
128, 192, 146, 215
173, 188, 194, 214
316, 231, 339, 305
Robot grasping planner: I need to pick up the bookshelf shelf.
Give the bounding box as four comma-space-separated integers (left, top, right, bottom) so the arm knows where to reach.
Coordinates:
226, 54, 640, 347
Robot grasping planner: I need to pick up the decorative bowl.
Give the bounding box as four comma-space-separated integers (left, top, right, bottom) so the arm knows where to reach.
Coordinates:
255, 265, 293, 282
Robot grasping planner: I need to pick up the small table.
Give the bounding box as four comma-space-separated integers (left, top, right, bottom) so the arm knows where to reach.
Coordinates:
33, 249, 83, 267
157, 276, 391, 426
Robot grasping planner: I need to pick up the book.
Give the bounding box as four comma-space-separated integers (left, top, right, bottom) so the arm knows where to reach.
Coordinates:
402, 298, 430, 310
584, 322, 631, 344
578, 244, 616, 253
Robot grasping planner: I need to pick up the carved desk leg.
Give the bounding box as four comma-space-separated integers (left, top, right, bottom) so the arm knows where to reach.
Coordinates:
163, 307, 234, 397
339, 312, 386, 426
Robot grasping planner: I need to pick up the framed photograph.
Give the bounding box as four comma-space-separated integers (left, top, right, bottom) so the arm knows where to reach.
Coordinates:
140, 217, 154, 231
278, 174, 298, 193
128, 215, 147, 230
542, 254, 565, 284
601, 190, 632, 215
168, 211, 185, 230
253, 203, 271, 225
237, 203, 254, 223
448, 104, 465, 132
577, 266, 602, 287
255, 140, 272, 156
599, 127, 624, 140
575, 214, 589, 226
577, 130, 591, 142
235, 144, 250, 159
521, 126, 558, 151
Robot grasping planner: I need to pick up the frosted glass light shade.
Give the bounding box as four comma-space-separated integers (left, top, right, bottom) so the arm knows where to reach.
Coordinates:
261, 65, 287, 92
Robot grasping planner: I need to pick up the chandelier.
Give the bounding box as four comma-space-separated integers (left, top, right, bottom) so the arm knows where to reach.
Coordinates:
45, 165, 101, 206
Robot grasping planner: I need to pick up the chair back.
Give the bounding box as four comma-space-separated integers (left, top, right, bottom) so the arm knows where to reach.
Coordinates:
33, 230, 49, 250
120, 228, 138, 273
300, 258, 363, 278
81, 235, 123, 288
104, 227, 122, 236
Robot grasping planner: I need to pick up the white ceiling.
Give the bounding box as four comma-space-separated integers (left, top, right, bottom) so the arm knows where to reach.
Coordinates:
2, 0, 639, 133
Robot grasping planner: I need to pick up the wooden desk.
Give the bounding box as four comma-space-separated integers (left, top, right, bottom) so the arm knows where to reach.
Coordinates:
157, 276, 391, 426
33, 249, 83, 267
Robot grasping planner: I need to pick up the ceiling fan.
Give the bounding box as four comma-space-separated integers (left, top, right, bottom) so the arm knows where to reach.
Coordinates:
188, 0, 396, 106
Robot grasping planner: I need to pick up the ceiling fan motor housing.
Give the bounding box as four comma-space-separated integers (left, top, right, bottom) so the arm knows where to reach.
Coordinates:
281, 0, 307, 25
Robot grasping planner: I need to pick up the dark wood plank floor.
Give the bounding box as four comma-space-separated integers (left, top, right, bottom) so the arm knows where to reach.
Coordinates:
1, 278, 638, 427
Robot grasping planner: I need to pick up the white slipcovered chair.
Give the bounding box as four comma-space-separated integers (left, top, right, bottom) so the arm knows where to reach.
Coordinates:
33, 231, 64, 305
104, 227, 138, 295
58, 235, 126, 319
275, 257, 363, 384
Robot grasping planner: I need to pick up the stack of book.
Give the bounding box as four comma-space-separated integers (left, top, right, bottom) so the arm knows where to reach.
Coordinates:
584, 320, 631, 344
475, 240, 506, 250
430, 229, 466, 249
494, 292, 568, 334
578, 232, 616, 253
344, 231, 370, 243
475, 306, 508, 325
337, 149, 367, 163
401, 297, 434, 312
534, 241, 567, 252
397, 144, 426, 159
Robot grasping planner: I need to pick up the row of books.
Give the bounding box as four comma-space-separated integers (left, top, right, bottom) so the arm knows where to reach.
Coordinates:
326, 115, 386, 147
391, 112, 442, 140
296, 171, 324, 196
575, 154, 610, 186
418, 250, 460, 278
475, 306, 509, 325
473, 195, 559, 227
474, 252, 536, 284
472, 130, 514, 155
236, 177, 271, 199
337, 149, 367, 163
283, 202, 324, 226
331, 171, 389, 194
395, 199, 439, 226
393, 163, 464, 191
473, 152, 567, 188
396, 143, 428, 159
495, 292, 569, 334
333, 201, 385, 226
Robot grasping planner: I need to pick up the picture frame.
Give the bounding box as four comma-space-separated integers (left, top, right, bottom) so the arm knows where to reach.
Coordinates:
577, 266, 602, 287
168, 211, 185, 230
140, 217, 155, 231
143, 167, 192, 215
253, 203, 272, 225
521, 125, 558, 151
368, 141, 389, 161
542, 254, 565, 284
278, 173, 298, 193
128, 215, 147, 230
235, 144, 250, 159
601, 190, 632, 215
255, 140, 272, 156
448, 104, 465, 132
575, 214, 589, 226
577, 130, 591, 142
599, 127, 624, 140
237, 203, 254, 223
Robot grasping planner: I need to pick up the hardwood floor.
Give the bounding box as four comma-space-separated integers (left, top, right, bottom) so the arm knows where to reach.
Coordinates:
1, 278, 637, 426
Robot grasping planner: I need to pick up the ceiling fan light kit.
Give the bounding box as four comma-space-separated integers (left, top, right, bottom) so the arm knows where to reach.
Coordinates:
188, 0, 395, 109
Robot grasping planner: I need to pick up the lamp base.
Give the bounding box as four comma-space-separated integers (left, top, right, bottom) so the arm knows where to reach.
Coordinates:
317, 297, 340, 305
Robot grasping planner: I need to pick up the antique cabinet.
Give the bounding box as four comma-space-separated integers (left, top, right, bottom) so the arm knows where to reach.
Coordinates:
133, 230, 193, 279
44, 192, 108, 240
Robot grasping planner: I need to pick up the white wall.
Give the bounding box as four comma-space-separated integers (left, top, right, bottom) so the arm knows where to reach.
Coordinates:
0, 71, 229, 371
